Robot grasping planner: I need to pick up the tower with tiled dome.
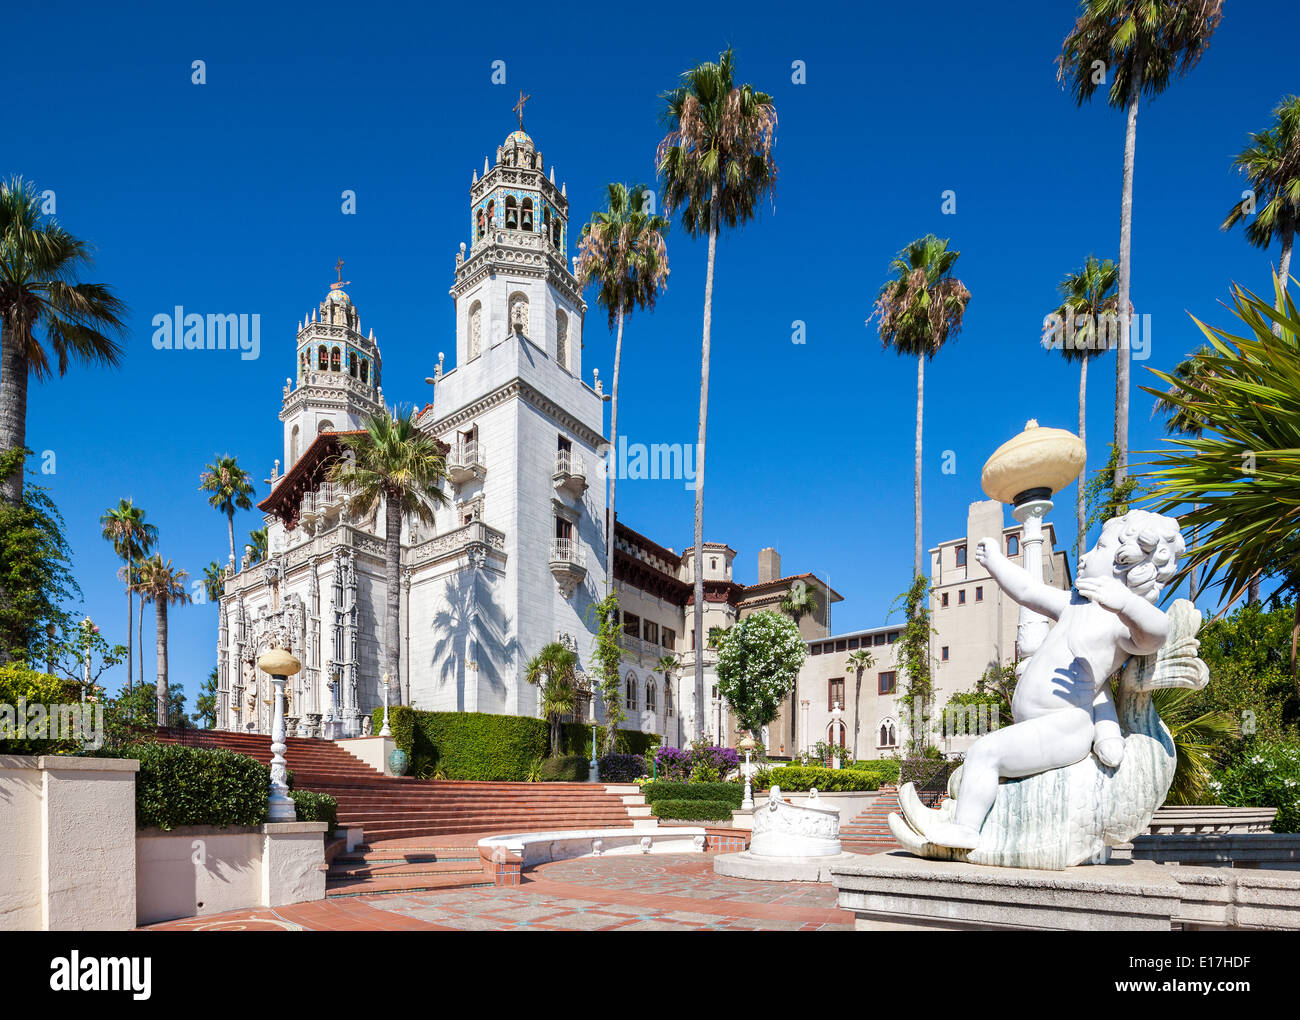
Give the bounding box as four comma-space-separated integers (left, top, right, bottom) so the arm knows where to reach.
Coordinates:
280, 262, 384, 470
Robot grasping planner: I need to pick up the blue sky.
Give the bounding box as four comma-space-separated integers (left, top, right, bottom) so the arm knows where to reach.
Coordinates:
4, 0, 1294, 711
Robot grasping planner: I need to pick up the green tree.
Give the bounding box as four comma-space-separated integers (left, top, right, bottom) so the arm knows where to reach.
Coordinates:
657, 47, 777, 737
201, 560, 226, 604
193, 665, 219, 729
138, 555, 191, 727
575, 183, 669, 594
247, 526, 268, 566
1057, 0, 1224, 494
586, 591, 624, 753
47, 616, 125, 697
99, 498, 156, 689
199, 455, 255, 568
779, 581, 819, 625
891, 575, 935, 753
715, 610, 806, 739
845, 648, 874, 759
1045, 255, 1119, 557
524, 641, 578, 758
871, 235, 971, 579
330, 408, 448, 694
0, 177, 127, 506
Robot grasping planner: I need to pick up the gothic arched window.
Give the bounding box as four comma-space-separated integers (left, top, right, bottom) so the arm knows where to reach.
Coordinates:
521, 198, 534, 232
486, 200, 495, 230
556, 310, 569, 370
349, 351, 358, 377
625, 672, 638, 710
665, 683, 674, 717
879, 720, 897, 748
543, 208, 552, 244
360, 359, 369, 383
505, 196, 518, 229
331, 347, 341, 372
646, 680, 657, 713
1007, 534, 1020, 556
476, 209, 485, 240
318, 346, 328, 370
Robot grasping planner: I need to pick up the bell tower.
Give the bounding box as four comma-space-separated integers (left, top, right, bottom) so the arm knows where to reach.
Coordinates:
450, 101, 584, 376
280, 263, 383, 470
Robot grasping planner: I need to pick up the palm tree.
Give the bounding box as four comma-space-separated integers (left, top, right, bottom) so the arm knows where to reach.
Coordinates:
657, 47, 777, 739
872, 234, 971, 579
576, 183, 670, 596
655, 652, 682, 747
525, 641, 579, 757
137, 555, 191, 727
779, 583, 819, 625
199, 455, 254, 568
330, 407, 448, 694
1144, 279, 1300, 681
201, 560, 226, 604
1153, 686, 1238, 804
1222, 96, 1300, 301
1047, 255, 1119, 557
845, 648, 874, 760
247, 526, 268, 566
0, 177, 127, 505
1151, 345, 1213, 603
1057, 0, 1224, 494
99, 499, 157, 690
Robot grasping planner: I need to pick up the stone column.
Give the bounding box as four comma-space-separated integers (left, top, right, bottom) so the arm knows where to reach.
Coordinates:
1012, 497, 1053, 662
258, 648, 301, 823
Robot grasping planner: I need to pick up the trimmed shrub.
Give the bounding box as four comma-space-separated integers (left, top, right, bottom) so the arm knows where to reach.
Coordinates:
291, 790, 338, 834
653, 799, 735, 821
643, 781, 742, 808
540, 755, 590, 782
847, 759, 901, 784
377, 707, 547, 781
125, 741, 270, 830
0, 662, 79, 755
754, 765, 880, 792
558, 722, 661, 758
597, 752, 644, 782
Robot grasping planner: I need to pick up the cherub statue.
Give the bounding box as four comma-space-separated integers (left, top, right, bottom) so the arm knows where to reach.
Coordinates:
893, 509, 1208, 869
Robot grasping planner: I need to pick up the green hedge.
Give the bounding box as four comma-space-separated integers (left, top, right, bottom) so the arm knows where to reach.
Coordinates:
643, 781, 742, 808
291, 790, 338, 834
376, 706, 547, 781
653, 799, 736, 821
540, 755, 589, 782
755, 765, 880, 792
126, 741, 270, 830
559, 722, 662, 758
846, 759, 901, 783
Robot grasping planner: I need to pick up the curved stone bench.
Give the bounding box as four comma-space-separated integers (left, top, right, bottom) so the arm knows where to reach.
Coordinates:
477, 827, 708, 886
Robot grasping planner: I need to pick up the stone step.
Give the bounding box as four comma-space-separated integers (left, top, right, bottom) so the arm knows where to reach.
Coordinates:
325, 873, 492, 897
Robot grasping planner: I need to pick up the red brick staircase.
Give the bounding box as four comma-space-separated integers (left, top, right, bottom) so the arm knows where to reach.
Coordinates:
152, 729, 640, 894
840, 787, 903, 854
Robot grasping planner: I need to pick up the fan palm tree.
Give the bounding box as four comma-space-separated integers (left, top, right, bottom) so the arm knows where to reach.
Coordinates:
1222, 96, 1300, 303
575, 183, 670, 596
0, 177, 127, 506
779, 582, 819, 625
330, 407, 448, 695
1047, 255, 1120, 557
656, 653, 682, 748
247, 526, 268, 566
1144, 278, 1300, 683
1057, 0, 1224, 494
99, 499, 157, 690
845, 648, 875, 760
871, 234, 971, 579
1151, 345, 1214, 603
199, 455, 255, 568
137, 555, 191, 727
525, 641, 578, 757
201, 560, 226, 604
657, 46, 777, 740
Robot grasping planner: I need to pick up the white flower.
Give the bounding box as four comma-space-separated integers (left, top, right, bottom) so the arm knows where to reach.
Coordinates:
1250, 756, 1264, 765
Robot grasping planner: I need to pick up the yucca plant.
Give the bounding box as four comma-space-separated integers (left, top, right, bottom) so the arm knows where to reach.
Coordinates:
1143, 277, 1300, 682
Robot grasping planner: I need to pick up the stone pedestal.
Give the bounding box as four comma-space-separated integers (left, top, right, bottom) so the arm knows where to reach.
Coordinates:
832, 852, 1183, 931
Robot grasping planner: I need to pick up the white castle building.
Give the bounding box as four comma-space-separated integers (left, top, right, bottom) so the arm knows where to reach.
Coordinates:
215, 121, 1074, 757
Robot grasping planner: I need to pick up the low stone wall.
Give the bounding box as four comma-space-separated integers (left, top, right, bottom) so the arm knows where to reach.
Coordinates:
0, 755, 139, 931
1126, 833, 1300, 870
335, 735, 396, 775
1148, 805, 1277, 834
136, 822, 328, 926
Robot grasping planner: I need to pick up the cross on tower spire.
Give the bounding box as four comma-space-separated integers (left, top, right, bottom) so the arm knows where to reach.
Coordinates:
513, 89, 531, 130
331, 257, 350, 291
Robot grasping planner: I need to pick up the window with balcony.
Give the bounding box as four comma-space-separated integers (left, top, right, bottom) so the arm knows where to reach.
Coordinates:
828, 678, 845, 711
878, 671, 897, 695
623, 612, 641, 640
663, 628, 675, 650
644, 621, 659, 645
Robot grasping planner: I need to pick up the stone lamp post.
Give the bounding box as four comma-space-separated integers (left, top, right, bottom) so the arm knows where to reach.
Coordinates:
257, 647, 301, 823
830, 702, 844, 769
589, 722, 600, 783
738, 735, 757, 810
981, 420, 1086, 664
380, 672, 392, 737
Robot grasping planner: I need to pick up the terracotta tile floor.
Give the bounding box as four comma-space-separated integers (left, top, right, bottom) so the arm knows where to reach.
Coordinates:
143, 854, 855, 932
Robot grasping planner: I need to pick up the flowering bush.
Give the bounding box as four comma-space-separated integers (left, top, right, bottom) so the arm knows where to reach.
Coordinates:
715, 610, 807, 735
597, 752, 645, 783
652, 743, 740, 781
654, 745, 691, 781
1213, 740, 1300, 833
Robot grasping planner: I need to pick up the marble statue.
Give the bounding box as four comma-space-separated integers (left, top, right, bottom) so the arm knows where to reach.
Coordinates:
892, 509, 1209, 869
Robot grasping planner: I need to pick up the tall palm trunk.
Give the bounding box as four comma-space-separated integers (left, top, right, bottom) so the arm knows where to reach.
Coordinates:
137, 589, 145, 687
914, 354, 924, 580
1114, 61, 1143, 491
0, 331, 28, 505
226, 512, 236, 567
1077, 354, 1088, 559
125, 553, 134, 690
384, 492, 402, 698
606, 308, 625, 595
692, 188, 719, 743
155, 598, 168, 726
1279, 220, 1294, 296
852, 671, 862, 760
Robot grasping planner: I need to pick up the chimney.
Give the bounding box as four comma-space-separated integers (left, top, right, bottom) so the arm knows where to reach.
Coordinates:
758, 547, 781, 583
